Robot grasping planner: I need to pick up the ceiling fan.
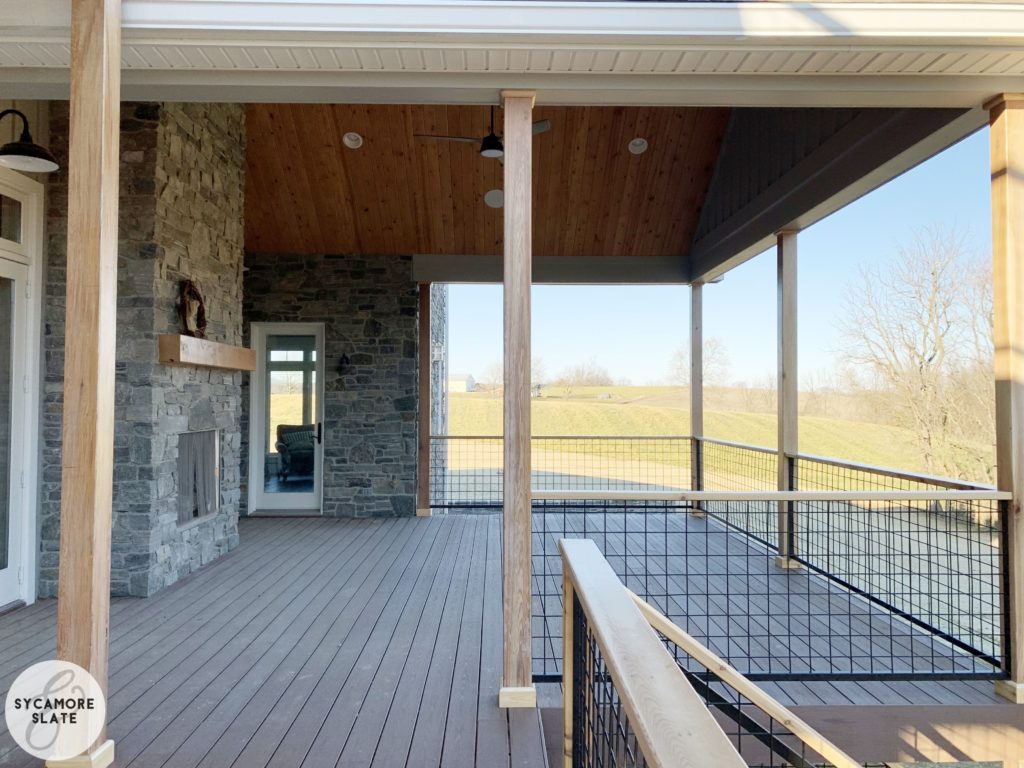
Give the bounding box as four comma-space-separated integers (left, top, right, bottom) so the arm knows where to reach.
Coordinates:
414, 106, 551, 160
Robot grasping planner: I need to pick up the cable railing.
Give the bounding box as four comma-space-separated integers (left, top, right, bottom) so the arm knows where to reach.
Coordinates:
561, 538, 862, 768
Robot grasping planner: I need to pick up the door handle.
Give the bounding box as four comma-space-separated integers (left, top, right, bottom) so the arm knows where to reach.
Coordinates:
316, 422, 323, 444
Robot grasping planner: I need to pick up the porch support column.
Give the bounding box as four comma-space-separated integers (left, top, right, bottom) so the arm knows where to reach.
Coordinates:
776, 231, 800, 570
417, 283, 432, 517
989, 93, 1024, 703
499, 88, 537, 709
51, 0, 121, 766
690, 283, 704, 515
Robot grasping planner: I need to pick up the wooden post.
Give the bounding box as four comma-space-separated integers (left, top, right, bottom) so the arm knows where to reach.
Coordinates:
51, 0, 121, 765
776, 231, 800, 569
499, 89, 537, 709
690, 283, 705, 515
417, 283, 432, 517
989, 93, 1024, 703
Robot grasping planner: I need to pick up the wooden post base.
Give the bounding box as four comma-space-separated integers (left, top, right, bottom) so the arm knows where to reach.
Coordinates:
995, 678, 1024, 703
45, 740, 115, 768
415, 507, 432, 517
498, 685, 537, 708
774, 556, 802, 570
689, 506, 706, 519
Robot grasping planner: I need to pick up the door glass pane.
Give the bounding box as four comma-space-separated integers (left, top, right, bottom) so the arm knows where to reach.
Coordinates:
0, 194, 21, 244
264, 334, 317, 494
0, 278, 12, 568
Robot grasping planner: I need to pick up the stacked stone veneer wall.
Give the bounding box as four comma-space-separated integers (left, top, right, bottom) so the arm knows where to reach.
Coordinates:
40, 102, 245, 597
243, 254, 437, 517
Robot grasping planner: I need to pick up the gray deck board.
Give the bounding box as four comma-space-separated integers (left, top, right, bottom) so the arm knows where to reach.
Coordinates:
0, 516, 547, 768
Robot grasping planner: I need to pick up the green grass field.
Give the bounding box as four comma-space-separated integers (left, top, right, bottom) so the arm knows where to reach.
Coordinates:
449, 387, 991, 477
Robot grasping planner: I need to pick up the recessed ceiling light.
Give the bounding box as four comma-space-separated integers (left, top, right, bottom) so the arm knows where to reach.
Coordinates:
484, 189, 504, 209
628, 137, 649, 155
343, 132, 363, 149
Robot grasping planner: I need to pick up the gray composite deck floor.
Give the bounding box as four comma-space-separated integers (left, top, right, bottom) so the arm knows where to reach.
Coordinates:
0, 516, 547, 768
0, 513, 1006, 768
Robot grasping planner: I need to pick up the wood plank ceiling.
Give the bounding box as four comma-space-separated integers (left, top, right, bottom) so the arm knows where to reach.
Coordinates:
245, 103, 730, 258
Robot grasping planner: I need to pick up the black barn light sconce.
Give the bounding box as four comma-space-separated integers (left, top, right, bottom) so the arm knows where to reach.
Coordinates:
0, 109, 59, 173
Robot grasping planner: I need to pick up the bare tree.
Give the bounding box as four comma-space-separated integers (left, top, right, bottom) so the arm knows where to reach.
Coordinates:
669, 336, 731, 387
554, 358, 613, 397
531, 356, 548, 388
839, 225, 994, 480
481, 360, 504, 397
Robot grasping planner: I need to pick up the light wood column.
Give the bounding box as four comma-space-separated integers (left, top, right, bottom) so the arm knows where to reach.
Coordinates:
51, 0, 121, 765
690, 283, 705, 515
417, 283, 432, 517
776, 231, 800, 569
499, 89, 537, 708
989, 93, 1024, 703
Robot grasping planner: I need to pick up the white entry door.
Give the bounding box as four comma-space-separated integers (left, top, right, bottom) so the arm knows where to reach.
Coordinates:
248, 323, 325, 513
0, 168, 43, 607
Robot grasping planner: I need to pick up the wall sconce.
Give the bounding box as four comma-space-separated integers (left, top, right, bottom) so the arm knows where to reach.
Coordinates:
0, 109, 59, 173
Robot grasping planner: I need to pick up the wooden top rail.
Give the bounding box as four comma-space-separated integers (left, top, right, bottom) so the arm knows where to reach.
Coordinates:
534, 489, 1013, 502
628, 590, 861, 768
560, 539, 746, 768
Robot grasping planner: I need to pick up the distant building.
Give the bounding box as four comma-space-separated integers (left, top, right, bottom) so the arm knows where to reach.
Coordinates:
448, 373, 476, 393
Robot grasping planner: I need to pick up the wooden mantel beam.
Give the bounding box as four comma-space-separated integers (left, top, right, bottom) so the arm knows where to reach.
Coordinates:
499, 88, 536, 709
51, 0, 121, 765
990, 93, 1024, 703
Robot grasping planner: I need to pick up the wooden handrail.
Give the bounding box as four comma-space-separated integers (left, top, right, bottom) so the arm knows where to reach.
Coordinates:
534, 489, 1013, 502
560, 538, 746, 768
628, 590, 862, 768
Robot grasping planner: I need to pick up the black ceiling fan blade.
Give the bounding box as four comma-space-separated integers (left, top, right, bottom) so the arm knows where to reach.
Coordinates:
413, 134, 479, 144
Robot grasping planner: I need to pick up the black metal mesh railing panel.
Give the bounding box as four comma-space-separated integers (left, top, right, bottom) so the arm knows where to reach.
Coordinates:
533, 500, 1006, 682
662, 637, 878, 768
789, 454, 1006, 666
699, 439, 778, 546
429, 436, 503, 507
431, 436, 691, 508
791, 497, 1006, 667
572, 594, 648, 768
791, 453, 989, 493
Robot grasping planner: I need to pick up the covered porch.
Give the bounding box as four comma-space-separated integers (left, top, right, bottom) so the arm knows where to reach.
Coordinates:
1, 1, 1024, 766
0, 515, 1017, 768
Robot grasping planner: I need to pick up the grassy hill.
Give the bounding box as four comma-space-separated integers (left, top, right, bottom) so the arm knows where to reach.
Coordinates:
448, 387, 991, 477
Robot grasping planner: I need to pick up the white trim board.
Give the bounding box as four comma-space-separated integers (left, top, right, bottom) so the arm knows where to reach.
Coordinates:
2, 2, 1024, 107
7, 1, 1024, 41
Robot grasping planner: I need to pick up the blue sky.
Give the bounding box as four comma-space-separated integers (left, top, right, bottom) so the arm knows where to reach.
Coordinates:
448, 128, 991, 386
